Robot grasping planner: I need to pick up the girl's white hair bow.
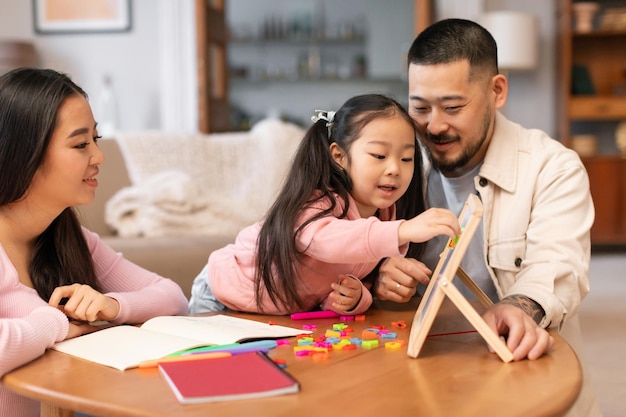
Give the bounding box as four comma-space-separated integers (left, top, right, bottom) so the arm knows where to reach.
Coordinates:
311, 109, 335, 138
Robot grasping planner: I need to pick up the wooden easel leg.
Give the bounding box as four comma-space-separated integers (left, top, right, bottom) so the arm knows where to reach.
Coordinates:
455, 266, 493, 309
439, 279, 514, 363
41, 403, 74, 417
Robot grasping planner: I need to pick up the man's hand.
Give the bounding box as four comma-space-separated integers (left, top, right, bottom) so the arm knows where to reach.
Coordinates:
49, 284, 120, 323
482, 296, 554, 361
372, 256, 431, 302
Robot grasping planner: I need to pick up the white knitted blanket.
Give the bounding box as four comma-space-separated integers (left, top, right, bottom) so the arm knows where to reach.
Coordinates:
105, 118, 305, 237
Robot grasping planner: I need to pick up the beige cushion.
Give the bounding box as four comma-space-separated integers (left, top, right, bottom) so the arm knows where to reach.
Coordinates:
76, 138, 235, 298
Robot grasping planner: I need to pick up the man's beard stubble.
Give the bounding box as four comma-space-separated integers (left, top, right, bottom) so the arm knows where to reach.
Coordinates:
423, 111, 492, 176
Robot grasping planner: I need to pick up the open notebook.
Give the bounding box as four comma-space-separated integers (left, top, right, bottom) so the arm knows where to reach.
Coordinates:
52, 314, 309, 370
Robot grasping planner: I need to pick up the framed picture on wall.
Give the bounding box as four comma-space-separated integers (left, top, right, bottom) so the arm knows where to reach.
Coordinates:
33, 0, 132, 34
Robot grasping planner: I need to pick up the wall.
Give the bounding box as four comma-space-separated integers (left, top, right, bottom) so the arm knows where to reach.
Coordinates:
0, 0, 162, 132
483, 0, 556, 138
0, 0, 557, 137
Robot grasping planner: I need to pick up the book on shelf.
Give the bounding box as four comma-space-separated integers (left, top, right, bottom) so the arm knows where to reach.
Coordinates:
51, 314, 309, 371
158, 351, 300, 404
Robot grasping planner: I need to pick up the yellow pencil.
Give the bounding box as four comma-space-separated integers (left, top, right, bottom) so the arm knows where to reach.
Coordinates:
138, 351, 232, 369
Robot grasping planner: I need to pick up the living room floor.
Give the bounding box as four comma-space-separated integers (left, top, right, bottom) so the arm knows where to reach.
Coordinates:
580, 251, 626, 417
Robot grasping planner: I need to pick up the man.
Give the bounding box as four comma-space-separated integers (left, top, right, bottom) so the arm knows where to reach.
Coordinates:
373, 18, 601, 417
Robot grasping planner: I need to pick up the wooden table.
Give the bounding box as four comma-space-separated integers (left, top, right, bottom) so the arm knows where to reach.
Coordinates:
2, 298, 581, 417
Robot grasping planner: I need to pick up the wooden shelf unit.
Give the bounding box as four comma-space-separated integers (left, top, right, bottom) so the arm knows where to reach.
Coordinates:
196, 0, 432, 134
557, 0, 626, 245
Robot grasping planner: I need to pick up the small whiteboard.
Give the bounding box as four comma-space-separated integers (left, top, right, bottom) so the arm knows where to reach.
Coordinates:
407, 194, 513, 362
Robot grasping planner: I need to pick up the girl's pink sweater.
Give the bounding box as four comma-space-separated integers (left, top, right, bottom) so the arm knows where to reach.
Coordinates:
208, 194, 408, 315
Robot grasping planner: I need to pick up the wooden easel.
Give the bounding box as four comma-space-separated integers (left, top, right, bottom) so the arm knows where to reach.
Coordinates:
406, 194, 514, 363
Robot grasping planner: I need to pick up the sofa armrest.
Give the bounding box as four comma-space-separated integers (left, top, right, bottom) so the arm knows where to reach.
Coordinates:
100, 234, 234, 297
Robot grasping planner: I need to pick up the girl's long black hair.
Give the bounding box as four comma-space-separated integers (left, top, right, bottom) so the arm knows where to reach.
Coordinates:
254, 93, 426, 312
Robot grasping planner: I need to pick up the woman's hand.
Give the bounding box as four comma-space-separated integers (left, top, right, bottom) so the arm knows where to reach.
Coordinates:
373, 257, 430, 302
66, 321, 101, 340
49, 283, 120, 323
329, 274, 362, 311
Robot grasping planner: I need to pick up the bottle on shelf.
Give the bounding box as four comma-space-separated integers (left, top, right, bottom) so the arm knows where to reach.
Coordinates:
96, 75, 118, 138
307, 46, 321, 79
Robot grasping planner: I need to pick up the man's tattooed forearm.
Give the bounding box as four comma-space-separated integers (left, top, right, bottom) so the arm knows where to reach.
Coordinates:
500, 295, 545, 325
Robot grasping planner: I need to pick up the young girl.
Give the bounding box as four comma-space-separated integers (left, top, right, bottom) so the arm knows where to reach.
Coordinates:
0, 68, 188, 417
189, 93, 459, 315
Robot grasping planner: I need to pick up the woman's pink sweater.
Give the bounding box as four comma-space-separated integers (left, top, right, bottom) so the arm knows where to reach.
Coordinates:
0, 228, 188, 417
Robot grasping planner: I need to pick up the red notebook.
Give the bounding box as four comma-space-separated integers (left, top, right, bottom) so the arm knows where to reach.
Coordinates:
158, 351, 299, 404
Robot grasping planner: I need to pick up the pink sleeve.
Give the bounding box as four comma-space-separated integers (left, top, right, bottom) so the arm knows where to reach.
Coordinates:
84, 229, 188, 324
0, 306, 68, 376
297, 216, 407, 263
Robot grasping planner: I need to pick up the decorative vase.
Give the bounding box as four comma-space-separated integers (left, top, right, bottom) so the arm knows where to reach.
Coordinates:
572, 2, 600, 33
572, 135, 597, 157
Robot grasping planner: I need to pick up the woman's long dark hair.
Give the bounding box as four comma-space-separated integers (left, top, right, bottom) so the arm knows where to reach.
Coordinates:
0, 68, 99, 301
254, 93, 426, 312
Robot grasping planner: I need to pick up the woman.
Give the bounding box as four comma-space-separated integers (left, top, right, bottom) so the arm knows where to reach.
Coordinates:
0, 68, 188, 417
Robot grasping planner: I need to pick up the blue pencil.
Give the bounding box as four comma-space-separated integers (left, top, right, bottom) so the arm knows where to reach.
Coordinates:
173, 340, 278, 356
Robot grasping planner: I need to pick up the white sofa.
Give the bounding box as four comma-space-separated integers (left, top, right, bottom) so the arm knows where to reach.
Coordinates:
77, 119, 305, 297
